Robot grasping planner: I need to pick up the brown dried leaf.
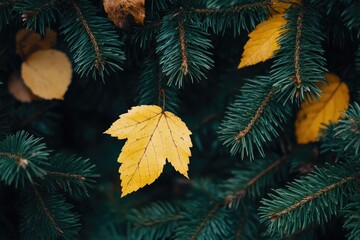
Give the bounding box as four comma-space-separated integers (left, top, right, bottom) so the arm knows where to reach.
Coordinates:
7, 73, 38, 103
103, 0, 145, 28
16, 29, 57, 58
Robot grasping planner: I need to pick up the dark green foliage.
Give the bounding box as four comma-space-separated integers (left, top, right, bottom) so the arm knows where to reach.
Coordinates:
157, 14, 214, 87
194, 0, 271, 36
174, 200, 235, 240
14, 0, 60, 34
60, 0, 125, 79
219, 76, 293, 159
259, 162, 360, 237
321, 103, 360, 160
44, 153, 98, 198
0, 0, 14, 31
0, 0, 359, 239
138, 57, 180, 113
341, 194, 360, 240
271, 2, 327, 103
128, 201, 183, 240
220, 153, 288, 202
20, 193, 80, 240
0, 131, 49, 187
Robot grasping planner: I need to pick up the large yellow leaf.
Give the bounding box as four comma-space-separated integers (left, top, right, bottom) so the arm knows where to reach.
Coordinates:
270, 0, 298, 15
21, 50, 72, 100
295, 73, 350, 144
105, 105, 192, 197
238, 14, 286, 69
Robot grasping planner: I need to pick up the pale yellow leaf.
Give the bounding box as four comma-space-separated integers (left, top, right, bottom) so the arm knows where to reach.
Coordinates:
21, 50, 72, 100
16, 29, 57, 58
238, 14, 286, 69
105, 105, 192, 197
295, 73, 350, 144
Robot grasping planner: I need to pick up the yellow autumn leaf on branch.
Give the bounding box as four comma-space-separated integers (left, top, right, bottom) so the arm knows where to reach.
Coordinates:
295, 73, 350, 144
238, 14, 286, 69
103, 0, 145, 28
21, 49, 72, 100
105, 105, 192, 197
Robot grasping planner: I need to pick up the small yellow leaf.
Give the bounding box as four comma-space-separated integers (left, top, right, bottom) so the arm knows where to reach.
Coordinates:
16, 29, 57, 58
103, 0, 145, 28
295, 73, 350, 144
21, 50, 72, 100
238, 14, 286, 69
105, 105, 192, 197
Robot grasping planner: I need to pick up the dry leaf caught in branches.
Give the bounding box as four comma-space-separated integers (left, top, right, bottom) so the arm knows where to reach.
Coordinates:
16, 29, 57, 58
21, 50, 72, 100
103, 0, 145, 28
7, 73, 38, 103
105, 105, 192, 197
295, 73, 350, 144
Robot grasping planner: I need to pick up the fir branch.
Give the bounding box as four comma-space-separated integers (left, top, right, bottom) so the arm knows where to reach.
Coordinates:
189, 204, 220, 240
43, 153, 98, 198
192, 0, 271, 35
138, 57, 180, 113
60, 0, 125, 79
259, 162, 360, 237
341, 194, 360, 240
0, 131, 49, 187
128, 201, 183, 240
156, 14, 213, 87
223, 154, 288, 206
235, 91, 273, 141
219, 76, 292, 160
20, 192, 80, 240
32, 186, 63, 235
14, 0, 60, 34
0, 0, 15, 31
271, 2, 327, 103
321, 103, 360, 160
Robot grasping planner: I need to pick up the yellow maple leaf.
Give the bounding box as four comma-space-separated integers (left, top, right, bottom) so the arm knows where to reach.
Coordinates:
21, 49, 72, 100
105, 105, 192, 197
238, 14, 286, 69
295, 73, 350, 144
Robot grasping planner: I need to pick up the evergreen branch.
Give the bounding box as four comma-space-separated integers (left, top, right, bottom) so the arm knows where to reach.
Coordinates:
223, 154, 288, 205
14, 0, 60, 34
293, 7, 303, 87
20, 192, 80, 240
0, 0, 15, 31
341, 194, 360, 240
60, 0, 125, 79
138, 57, 180, 113
128, 201, 183, 240
43, 153, 98, 198
219, 76, 293, 160
0, 131, 49, 187
175, 199, 235, 240
259, 162, 360, 237
271, 2, 327, 103
321, 103, 360, 160
189, 204, 220, 240
235, 91, 273, 141
192, 0, 271, 35
156, 14, 213, 87
32, 186, 63, 235
341, 1, 360, 39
